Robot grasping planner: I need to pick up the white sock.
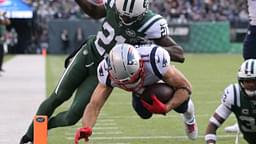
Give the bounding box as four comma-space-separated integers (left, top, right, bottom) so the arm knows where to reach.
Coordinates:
182, 99, 195, 124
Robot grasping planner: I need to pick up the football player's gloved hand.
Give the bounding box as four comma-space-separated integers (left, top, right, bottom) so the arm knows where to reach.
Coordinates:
74, 127, 92, 144
141, 95, 167, 115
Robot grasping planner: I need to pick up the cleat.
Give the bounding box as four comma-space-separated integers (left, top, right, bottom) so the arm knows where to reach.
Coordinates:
184, 118, 198, 140
224, 123, 239, 133
19, 135, 33, 144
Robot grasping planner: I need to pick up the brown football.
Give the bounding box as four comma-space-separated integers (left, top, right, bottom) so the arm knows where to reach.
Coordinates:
141, 83, 175, 104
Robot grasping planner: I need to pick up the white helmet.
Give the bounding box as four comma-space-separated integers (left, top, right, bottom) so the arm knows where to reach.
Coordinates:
238, 59, 256, 98
108, 43, 144, 85
115, 0, 149, 25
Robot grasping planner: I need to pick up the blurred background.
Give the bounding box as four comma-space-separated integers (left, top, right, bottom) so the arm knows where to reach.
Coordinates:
0, 0, 249, 55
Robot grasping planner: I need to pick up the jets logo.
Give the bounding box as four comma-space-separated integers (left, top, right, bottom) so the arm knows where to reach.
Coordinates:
125, 29, 136, 37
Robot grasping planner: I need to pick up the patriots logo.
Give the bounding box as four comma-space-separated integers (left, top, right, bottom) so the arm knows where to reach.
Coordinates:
162, 54, 167, 67
127, 48, 137, 65
99, 66, 104, 76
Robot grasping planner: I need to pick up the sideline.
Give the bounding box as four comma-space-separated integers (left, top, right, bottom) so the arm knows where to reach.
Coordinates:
0, 55, 45, 144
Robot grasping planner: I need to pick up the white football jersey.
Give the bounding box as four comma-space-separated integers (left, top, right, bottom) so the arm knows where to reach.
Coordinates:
213, 84, 240, 122
248, 0, 256, 25
97, 44, 170, 94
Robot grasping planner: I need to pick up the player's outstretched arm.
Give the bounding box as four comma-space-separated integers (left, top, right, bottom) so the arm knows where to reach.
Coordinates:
153, 36, 185, 63
74, 84, 113, 143
75, 0, 106, 19
162, 65, 191, 112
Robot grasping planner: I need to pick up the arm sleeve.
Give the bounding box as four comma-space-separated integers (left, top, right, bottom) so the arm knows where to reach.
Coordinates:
221, 84, 236, 109
97, 60, 110, 85
144, 17, 169, 39
150, 46, 170, 79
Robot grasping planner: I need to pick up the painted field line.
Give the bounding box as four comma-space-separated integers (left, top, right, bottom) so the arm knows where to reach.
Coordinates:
65, 131, 123, 136
66, 134, 241, 140
95, 123, 117, 126
94, 127, 119, 130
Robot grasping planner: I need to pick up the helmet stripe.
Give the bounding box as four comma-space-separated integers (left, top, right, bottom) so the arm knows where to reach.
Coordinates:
122, 0, 129, 12
251, 60, 255, 74
129, 0, 136, 13
245, 61, 249, 74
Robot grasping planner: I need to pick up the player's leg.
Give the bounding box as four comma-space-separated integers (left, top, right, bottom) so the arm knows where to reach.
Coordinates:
132, 93, 152, 119
48, 75, 98, 129
174, 98, 198, 140
243, 25, 256, 60
20, 45, 89, 143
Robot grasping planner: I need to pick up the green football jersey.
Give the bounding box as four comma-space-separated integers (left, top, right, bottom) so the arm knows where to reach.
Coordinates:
223, 84, 256, 135
87, 0, 169, 62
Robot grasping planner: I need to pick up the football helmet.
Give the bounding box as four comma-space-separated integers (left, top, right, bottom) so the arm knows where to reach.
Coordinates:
238, 59, 256, 98
107, 43, 144, 85
115, 0, 149, 25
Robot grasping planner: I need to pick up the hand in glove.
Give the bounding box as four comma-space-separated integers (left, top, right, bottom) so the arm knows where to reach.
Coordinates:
141, 95, 167, 114
74, 127, 92, 144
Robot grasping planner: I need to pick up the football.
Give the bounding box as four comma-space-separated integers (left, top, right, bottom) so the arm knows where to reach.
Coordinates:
141, 83, 175, 104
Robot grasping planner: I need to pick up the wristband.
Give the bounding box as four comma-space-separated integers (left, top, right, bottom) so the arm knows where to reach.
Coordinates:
205, 134, 216, 143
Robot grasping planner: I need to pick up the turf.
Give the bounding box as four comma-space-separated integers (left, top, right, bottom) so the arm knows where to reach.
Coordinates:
46, 54, 247, 144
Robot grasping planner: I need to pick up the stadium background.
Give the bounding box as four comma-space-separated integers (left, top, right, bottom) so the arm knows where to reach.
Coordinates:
1, 0, 248, 54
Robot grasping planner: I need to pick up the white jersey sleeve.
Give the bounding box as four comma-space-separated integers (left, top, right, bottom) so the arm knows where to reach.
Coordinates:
138, 15, 169, 39
149, 46, 170, 78
214, 84, 241, 120
220, 84, 240, 109
97, 59, 109, 85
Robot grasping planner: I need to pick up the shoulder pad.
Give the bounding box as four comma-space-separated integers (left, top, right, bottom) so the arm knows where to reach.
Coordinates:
221, 84, 239, 108
149, 46, 170, 78
138, 14, 169, 39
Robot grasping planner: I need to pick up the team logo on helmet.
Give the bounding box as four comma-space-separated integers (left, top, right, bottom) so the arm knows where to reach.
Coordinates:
127, 48, 138, 65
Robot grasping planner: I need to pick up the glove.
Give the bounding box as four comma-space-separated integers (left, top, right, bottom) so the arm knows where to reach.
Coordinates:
141, 95, 167, 114
74, 127, 92, 144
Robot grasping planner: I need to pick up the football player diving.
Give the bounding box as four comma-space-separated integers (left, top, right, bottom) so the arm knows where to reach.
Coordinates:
74, 43, 198, 144
205, 59, 256, 144
20, 0, 185, 143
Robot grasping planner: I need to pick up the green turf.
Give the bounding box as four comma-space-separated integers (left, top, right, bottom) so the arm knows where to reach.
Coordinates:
46, 54, 247, 144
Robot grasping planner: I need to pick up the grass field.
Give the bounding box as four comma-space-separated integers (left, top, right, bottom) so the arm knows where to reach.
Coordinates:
46, 54, 247, 144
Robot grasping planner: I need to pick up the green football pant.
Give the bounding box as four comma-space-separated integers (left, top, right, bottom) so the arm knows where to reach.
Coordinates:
25, 45, 98, 139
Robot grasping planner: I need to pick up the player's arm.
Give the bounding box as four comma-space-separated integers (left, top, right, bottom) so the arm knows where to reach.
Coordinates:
153, 37, 185, 63
205, 85, 234, 144
75, 0, 106, 19
75, 83, 113, 143
146, 16, 184, 63
205, 104, 232, 144
83, 83, 112, 127
162, 65, 191, 112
